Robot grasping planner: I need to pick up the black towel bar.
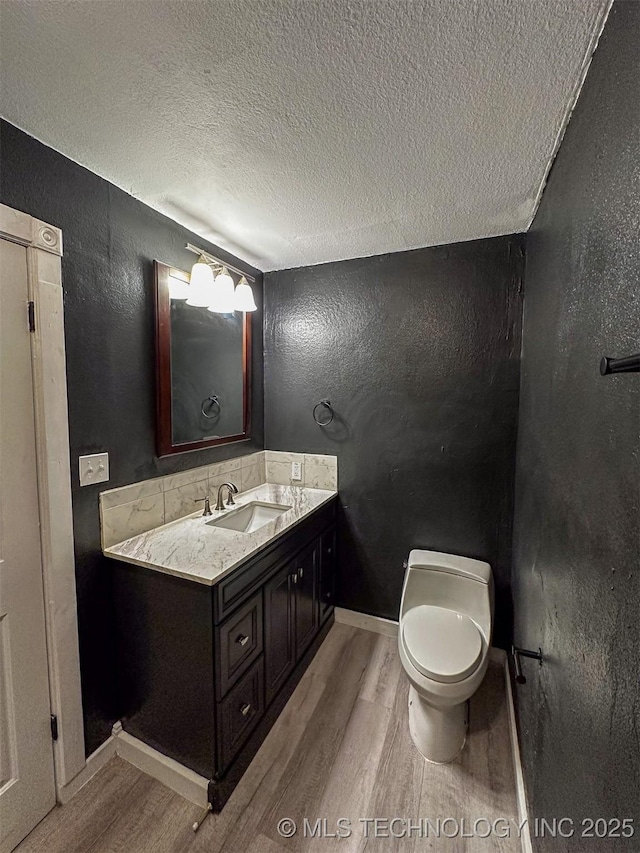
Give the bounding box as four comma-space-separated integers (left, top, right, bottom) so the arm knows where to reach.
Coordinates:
600, 353, 640, 375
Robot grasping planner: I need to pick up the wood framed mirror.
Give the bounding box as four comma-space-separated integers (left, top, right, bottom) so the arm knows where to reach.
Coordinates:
154, 260, 251, 457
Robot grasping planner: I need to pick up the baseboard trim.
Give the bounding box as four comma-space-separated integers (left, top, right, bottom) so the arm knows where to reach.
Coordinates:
57, 734, 117, 804
57, 723, 209, 808
113, 724, 208, 807
503, 657, 533, 853
334, 607, 399, 637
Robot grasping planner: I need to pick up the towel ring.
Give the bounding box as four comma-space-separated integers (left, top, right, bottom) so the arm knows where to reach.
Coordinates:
313, 399, 334, 427
201, 395, 220, 419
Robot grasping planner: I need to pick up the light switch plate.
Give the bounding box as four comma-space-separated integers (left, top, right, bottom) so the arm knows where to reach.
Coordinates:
291, 461, 302, 481
79, 452, 109, 487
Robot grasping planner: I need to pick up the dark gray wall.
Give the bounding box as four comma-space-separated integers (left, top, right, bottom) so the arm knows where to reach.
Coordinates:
264, 235, 524, 648
511, 2, 640, 848
0, 120, 264, 754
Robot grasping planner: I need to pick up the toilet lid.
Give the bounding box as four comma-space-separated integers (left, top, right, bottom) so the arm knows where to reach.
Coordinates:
402, 605, 483, 683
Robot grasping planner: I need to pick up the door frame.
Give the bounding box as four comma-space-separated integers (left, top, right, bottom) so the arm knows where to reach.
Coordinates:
0, 203, 85, 795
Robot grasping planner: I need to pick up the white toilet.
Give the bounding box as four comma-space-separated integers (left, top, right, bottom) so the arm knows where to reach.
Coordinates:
398, 549, 493, 763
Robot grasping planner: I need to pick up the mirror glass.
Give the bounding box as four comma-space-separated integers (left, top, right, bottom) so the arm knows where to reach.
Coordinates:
154, 261, 251, 456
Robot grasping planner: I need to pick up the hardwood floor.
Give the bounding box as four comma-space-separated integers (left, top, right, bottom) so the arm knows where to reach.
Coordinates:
17, 624, 520, 853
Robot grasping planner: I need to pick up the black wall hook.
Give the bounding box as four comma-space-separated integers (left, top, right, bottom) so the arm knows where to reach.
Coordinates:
600, 353, 640, 375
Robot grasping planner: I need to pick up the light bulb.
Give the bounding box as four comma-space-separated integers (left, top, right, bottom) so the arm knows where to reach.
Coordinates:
208, 267, 236, 313
186, 258, 214, 307
233, 277, 257, 312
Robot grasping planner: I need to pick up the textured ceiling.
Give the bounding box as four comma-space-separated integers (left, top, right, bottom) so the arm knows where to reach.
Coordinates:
0, 0, 609, 270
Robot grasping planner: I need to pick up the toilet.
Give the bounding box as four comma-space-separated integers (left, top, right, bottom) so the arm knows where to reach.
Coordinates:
398, 549, 493, 763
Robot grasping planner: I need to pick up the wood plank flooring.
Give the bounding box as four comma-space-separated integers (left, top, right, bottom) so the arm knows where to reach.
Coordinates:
16, 623, 520, 853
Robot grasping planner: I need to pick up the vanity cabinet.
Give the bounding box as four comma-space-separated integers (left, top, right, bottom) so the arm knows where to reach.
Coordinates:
112, 497, 337, 811
264, 563, 296, 705
216, 591, 263, 699
319, 526, 337, 623
264, 540, 319, 705
217, 657, 264, 772
294, 541, 319, 651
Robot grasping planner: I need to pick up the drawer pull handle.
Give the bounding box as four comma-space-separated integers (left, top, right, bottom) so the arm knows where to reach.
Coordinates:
292, 573, 298, 584
236, 634, 250, 647
240, 702, 252, 716
298, 567, 304, 579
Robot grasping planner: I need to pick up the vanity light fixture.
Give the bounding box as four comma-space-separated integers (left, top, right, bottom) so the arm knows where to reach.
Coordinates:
208, 267, 236, 314
186, 242, 258, 313
233, 276, 258, 312
186, 255, 214, 306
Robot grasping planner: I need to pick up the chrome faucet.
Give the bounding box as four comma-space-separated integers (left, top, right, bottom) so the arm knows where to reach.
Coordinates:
215, 482, 238, 511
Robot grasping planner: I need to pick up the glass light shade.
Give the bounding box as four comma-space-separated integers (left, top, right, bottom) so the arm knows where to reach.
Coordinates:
169, 275, 189, 300
233, 277, 257, 312
208, 268, 236, 313
186, 260, 214, 306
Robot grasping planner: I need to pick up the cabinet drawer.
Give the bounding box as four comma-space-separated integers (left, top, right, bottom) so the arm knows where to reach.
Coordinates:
216, 591, 263, 698
218, 656, 264, 772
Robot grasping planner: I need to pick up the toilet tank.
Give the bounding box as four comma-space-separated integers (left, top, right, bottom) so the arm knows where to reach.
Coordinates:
400, 550, 493, 643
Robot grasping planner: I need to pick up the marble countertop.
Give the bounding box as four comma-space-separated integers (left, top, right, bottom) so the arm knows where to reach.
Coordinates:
103, 483, 337, 586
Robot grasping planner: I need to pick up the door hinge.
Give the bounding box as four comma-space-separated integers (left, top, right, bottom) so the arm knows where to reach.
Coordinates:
28, 301, 36, 333
50, 714, 59, 741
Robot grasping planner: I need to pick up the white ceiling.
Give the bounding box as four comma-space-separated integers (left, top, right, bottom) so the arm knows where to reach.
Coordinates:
0, 0, 609, 271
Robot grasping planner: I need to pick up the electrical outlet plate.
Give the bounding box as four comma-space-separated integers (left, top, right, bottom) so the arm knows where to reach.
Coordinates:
291, 461, 302, 481
79, 452, 109, 487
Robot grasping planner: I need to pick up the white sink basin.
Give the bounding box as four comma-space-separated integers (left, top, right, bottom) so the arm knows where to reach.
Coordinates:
207, 501, 291, 534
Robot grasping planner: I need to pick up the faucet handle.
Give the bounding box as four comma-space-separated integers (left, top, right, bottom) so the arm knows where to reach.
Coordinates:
195, 496, 212, 516
225, 482, 239, 506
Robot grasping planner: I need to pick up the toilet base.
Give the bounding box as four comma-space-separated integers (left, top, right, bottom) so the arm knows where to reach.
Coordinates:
408, 685, 468, 764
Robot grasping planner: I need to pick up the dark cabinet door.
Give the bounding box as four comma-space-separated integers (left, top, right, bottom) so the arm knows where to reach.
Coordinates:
319, 527, 336, 623
264, 561, 296, 706
293, 542, 319, 657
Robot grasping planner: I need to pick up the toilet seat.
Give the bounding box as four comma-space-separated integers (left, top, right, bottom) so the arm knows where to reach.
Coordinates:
402, 605, 483, 683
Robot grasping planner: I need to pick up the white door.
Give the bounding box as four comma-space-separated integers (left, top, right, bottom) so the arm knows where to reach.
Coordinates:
0, 238, 56, 851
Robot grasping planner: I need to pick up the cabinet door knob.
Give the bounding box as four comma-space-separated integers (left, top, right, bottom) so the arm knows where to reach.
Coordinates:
298, 567, 304, 579
327, 547, 332, 555
240, 703, 252, 716
236, 634, 249, 647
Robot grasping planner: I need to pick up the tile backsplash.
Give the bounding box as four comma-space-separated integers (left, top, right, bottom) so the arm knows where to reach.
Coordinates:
265, 451, 337, 490
100, 450, 337, 548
